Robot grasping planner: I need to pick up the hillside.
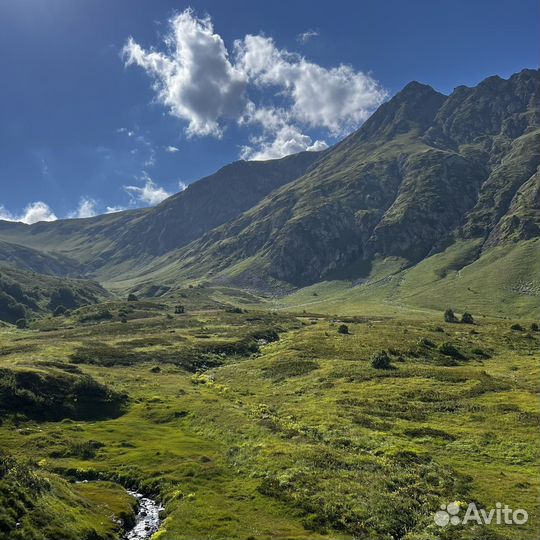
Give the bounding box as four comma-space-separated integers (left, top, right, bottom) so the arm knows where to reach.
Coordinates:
0, 263, 110, 323
0, 151, 321, 279
164, 69, 538, 291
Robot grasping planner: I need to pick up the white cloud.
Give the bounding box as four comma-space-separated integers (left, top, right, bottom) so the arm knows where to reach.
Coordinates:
0, 202, 57, 224
124, 177, 171, 206
123, 9, 247, 137
165, 145, 180, 153
241, 125, 327, 161
124, 9, 386, 159
297, 30, 319, 43
68, 197, 97, 219
239, 106, 328, 160
235, 34, 387, 136
105, 205, 126, 214
178, 181, 187, 191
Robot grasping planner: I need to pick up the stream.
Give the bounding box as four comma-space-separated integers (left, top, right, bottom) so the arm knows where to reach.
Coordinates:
124, 490, 164, 540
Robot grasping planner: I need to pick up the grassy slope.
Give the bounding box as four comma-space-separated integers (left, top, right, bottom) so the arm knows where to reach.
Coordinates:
276, 239, 539, 318
0, 454, 136, 540
0, 301, 537, 539
0, 262, 110, 322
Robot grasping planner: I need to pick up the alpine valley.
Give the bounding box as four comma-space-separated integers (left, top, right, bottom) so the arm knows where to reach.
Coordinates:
0, 69, 538, 540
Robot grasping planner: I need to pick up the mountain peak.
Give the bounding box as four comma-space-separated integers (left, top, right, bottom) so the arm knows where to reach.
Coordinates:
351, 79, 446, 142
399, 80, 440, 95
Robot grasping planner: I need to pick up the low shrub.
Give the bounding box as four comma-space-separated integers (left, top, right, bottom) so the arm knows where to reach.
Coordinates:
371, 351, 393, 370
444, 308, 457, 323
439, 342, 464, 359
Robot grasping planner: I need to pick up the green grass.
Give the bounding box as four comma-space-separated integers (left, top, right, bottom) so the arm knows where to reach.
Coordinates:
0, 300, 538, 539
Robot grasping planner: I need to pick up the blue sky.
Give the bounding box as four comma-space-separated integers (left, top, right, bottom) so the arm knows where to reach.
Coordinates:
0, 0, 538, 222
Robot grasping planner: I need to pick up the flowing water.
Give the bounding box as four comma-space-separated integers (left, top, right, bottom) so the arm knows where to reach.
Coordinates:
124, 490, 164, 540
75, 481, 163, 539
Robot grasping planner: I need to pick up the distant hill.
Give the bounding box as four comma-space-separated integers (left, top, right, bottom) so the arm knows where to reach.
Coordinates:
0, 263, 109, 323
0, 151, 321, 279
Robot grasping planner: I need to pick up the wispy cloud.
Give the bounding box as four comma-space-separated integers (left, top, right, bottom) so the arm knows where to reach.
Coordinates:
105, 205, 126, 214
124, 176, 171, 206
165, 145, 180, 153
297, 29, 319, 43
40, 157, 49, 178
117, 127, 134, 137
67, 197, 98, 219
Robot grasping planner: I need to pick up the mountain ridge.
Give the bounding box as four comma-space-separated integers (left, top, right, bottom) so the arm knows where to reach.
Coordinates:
157, 68, 538, 288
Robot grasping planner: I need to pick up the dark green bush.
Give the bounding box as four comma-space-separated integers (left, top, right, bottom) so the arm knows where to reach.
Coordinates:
439, 342, 463, 359
337, 324, 349, 335
418, 337, 435, 348
53, 305, 67, 317
444, 308, 457, 323
461, 312, 474, 324
371, 351, 393, 369
0, 368, 127, 421
0, 291, 27, 324
49, 287, 77, 310
225, 306, 243, 314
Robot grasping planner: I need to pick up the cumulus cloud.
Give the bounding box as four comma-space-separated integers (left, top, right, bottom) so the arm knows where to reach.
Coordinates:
124, 9, 386, 159
235, 34, 386, 135
123, 9, 247, 137
0, 201, 58, 224
297, 29, 319, 43
241, 125, 328, 161
178, 181, 187, 191
124, 177, 171, 206
68, 197, 97, 219
240, 106, 328, 160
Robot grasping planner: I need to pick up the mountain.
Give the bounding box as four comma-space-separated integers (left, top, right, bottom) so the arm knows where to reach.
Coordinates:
0, 151, 321, 279
0, 69, 538, 316
0, 240, 82, 276
151, 69, 539, 289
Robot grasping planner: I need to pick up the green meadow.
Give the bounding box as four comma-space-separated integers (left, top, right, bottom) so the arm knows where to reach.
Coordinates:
0, 293, 538, 539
